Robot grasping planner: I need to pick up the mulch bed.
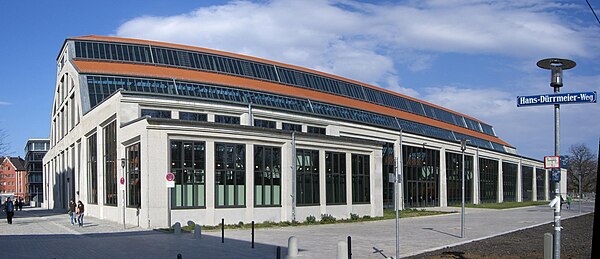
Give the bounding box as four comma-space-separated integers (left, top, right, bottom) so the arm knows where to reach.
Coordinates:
407, 213, 593, 258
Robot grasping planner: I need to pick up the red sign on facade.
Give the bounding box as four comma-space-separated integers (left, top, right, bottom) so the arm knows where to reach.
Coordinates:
166, 172, 175, 181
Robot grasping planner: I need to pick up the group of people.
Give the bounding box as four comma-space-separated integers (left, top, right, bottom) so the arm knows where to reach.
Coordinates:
68, 200, 85, 227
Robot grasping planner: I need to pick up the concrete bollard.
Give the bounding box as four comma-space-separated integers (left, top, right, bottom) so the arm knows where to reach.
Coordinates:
174, 222, 181, 236
544, 233, 553, 259
337, 241, 348, 259
194, 224, 201, 239
287, 236, 298, 258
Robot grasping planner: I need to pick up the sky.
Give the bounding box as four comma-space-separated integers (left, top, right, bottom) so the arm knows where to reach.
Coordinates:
0, 0, 599, 160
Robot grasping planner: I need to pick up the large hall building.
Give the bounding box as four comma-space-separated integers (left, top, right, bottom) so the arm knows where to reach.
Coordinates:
43, 36, 566, 228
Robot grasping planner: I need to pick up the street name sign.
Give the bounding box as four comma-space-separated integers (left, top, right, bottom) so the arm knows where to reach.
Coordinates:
544, 156, 560, 169
517, 91, 596, 107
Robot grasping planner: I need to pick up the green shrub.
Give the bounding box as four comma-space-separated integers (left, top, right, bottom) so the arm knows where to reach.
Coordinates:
362, 215, 371, 219
306, 215, 316, 224
237, 221, 244, 228
350, 213, 359, 220
320, 214, 336, 223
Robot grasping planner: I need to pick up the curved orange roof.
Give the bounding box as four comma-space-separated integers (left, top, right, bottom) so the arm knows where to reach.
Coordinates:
72, 59, 511, 147
70, 35, 485, 124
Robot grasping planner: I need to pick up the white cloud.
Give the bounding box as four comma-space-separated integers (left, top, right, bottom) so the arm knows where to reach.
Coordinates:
0, 101, 11, 105
116, 0, 599, 86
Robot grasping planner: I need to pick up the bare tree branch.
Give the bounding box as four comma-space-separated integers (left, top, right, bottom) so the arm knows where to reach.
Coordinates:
0, 128, 10, 156
567, 143, 598, 195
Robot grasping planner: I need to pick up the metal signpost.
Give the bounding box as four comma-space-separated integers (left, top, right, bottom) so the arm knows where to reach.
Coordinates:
166, 172, 175, 229
517, 58, 596, 259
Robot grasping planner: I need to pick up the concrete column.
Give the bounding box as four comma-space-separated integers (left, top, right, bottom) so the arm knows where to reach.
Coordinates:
517, 160, 522, 202
439, 147, 447, 207
498, 158, 503, 203
345, 152, 352, 216
472, 149, 480, 204
205, 141, 216, 225
281, 141, 292, 222
371, 149, 383, 217
319, 150, 326, 215
532, 166, 538, 201
395, 138, 404, 210
245, 144, 254, 222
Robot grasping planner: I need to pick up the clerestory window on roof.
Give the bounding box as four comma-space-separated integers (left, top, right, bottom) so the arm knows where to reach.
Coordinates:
73, 40, 496, 136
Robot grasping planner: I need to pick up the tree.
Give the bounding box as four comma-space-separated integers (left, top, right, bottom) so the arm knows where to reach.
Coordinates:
0, 128, 10, 157
566, 143, 598, 195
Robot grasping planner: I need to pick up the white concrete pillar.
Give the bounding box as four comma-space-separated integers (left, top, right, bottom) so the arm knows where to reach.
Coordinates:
439, 147, 447, 207
498, 158, 503, 203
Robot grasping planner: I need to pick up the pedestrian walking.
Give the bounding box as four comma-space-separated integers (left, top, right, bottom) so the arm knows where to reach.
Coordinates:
567, 195, 572, 210
4, 197, 15, 224
76, 200, 85, 227
68, 200, 77, 225
18, 197, 24, 211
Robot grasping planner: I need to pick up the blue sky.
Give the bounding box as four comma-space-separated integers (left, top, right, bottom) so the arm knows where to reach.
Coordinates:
1, 0, 599, 159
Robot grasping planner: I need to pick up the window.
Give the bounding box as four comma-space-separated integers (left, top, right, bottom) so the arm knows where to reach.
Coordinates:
254, 119, 276, 129
521, 166, 533, 202
215, 143, 245, 207
403, 145, 440, 208
536, 168, 546, 200
352, 154, 370, 203
445, 152, 473, 205
170, 141, 206, 208
307, 126, 326, 135
296, 149, 320, 205
254, 146, 281, 206
479, 158, 498, 203
282, 122, 302, 132
141, 109, 171, 118
215, 115, 240, 125
87, 133, 98, 204
104, 121, 117, 206
179, 112, 207, 122
126, 143, 141, 207
326, 152, 346, 205
502, 162, 518, 202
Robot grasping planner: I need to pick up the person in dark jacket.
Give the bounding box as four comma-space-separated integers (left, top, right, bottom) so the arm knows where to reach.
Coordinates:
68, 200, 77, 225
4, 197, 15, 224
76, 200, 85, 227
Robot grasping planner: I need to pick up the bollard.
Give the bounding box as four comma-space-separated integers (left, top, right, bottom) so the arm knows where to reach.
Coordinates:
337, 241, 348, 259
347, 236, 352, 259
194, 224, 201, 240
221, 218, 225, 243
174, 222, 181, 236
277, 246, 281, 259
287, 236, 298, 258
251, 221, 255, 248
177, 253, 182, 259
544, 233, 553, 259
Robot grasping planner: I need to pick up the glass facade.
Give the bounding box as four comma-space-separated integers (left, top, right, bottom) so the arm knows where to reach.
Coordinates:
502, 162, 518, 202
536, 168, 546, 200
215, 143, 245, 207
179, 112, 207, 122
382, 143, 395, 208
170, 141, 206, 208
254, 119, 276, 129
325, 152, 346, 205
126, 143, 141, 207
352, 154, 370, 204
254, 145, 281, 206
141, 109, 171, 118
403, 145, 440, 208
87, 133, 98, 204
522, 166, 533, 201
296, 149, 320, 205
104, 121, 117, 206
75, 40, 498, 137
306, 126, 326, 135
445, 152, 473, 206
215, 115, 240, 125
84, 75, 506, 152
282, 122, 302, 132
479, 158, 498, 203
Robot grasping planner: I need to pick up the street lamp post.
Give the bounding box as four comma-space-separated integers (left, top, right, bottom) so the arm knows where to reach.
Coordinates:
537, 58, 576, 259
121, 158, 127, 230
460, 138, 469, 238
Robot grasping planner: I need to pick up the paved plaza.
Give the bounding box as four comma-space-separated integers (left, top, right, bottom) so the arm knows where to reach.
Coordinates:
0, 201, 594, 258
